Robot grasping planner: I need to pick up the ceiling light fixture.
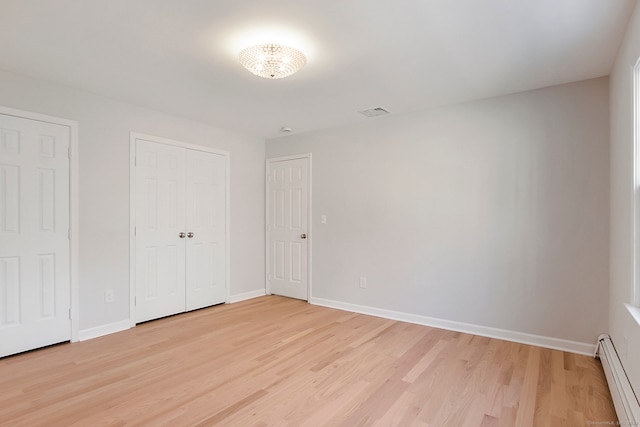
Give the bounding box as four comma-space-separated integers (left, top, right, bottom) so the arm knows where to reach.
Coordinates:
239, 44, 306, 79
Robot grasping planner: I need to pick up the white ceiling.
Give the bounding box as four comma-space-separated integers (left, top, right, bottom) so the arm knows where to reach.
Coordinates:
0, 0, 635, 139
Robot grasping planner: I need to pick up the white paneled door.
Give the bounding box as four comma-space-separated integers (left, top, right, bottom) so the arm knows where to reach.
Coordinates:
135, 140, 187, 322
134, 137, 227, 323
185, 150, 226, 311
0, 113, 71, 358
267, 156, 310, 301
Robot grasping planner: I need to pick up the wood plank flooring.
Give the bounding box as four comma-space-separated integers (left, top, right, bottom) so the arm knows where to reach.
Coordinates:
0, 296, 616, 426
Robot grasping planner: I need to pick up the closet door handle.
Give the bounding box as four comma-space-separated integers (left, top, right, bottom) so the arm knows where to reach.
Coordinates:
179, 232, 186, 238
187, 232, 194, 238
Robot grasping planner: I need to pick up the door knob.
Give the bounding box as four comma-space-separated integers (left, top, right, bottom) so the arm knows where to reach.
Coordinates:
301, 233, 307, 239
187, 232, 194, 238
179, 232, 186, 238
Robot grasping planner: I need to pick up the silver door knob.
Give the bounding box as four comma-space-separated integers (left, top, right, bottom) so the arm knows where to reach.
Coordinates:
187, 232, 194, 238
179, 232, 186, 238
301, 233, 307, 239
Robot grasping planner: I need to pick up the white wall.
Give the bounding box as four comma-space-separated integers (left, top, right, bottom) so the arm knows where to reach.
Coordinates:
267, 78, 609, 347
0, 69, 265, 331
610, 0, 640, 397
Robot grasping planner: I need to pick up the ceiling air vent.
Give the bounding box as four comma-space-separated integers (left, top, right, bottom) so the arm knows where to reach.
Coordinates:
358, 107, 391, 118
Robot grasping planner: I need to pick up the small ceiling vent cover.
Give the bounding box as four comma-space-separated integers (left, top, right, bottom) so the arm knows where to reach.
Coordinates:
358, 107, 391, 118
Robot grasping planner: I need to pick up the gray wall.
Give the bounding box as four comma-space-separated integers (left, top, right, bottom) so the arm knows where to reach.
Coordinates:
0, 59, 614, 352
610, 0, 640, 398
0, 69, 266, 331
267, 77, 610, 345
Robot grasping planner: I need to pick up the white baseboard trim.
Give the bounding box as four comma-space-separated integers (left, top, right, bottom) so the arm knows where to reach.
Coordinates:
228, 289, 266, 304
78, 291, 266, 342
310, 297, 595, 356
78, 320, 131, 342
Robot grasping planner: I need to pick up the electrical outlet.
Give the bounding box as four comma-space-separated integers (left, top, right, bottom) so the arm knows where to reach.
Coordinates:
104, 289, 115, 304
320, 214, 327, 224
359, 277, 367, 289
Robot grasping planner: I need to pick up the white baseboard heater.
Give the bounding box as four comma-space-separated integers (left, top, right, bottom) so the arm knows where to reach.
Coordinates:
596, 334, 640, 425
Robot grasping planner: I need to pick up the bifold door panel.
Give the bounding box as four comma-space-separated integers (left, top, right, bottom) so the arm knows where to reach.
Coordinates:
185, 149, 226, 311
135, 141, 187, 322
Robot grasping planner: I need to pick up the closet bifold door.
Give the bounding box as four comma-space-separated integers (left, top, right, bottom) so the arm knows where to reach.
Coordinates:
135, 140, 187, 323
184, 149, 226, 311
134, 136, 227, 324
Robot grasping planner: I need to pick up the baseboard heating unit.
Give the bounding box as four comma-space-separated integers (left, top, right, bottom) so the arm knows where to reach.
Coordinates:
596, 334, 640, 425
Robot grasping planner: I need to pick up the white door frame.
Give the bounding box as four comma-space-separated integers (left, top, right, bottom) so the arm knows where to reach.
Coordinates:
0, 105, 80, 342
265, 153, 312, 301
129, 132, 230, 326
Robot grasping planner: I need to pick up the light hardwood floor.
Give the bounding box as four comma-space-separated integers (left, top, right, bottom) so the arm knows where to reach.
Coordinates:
0, 296, 616, 426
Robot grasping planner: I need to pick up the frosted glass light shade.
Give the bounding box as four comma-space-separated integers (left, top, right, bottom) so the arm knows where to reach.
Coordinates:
239, 44, 307, 79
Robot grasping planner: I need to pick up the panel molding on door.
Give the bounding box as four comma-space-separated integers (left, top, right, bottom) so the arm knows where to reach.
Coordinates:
130, 133, 229, 326
266, 154, 312, 301
185, 149, 227, 311
134, 140, 187, 323
0, 106, 79, 357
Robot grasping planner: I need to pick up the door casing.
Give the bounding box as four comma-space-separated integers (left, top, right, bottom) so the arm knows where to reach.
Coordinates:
265, 153, 312, 301
129, 132, 230, 326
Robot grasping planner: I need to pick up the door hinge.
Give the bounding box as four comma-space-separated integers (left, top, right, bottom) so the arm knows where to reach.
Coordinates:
68, 308, 72, 320
134, 296, 137, 306
134, 226, 136, 236
68, 146, 71, 159
134, 156, 137, 167
68, 228, 71, 240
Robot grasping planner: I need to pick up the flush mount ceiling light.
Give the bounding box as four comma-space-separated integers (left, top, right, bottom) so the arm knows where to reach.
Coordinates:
239, 44, 306, 79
